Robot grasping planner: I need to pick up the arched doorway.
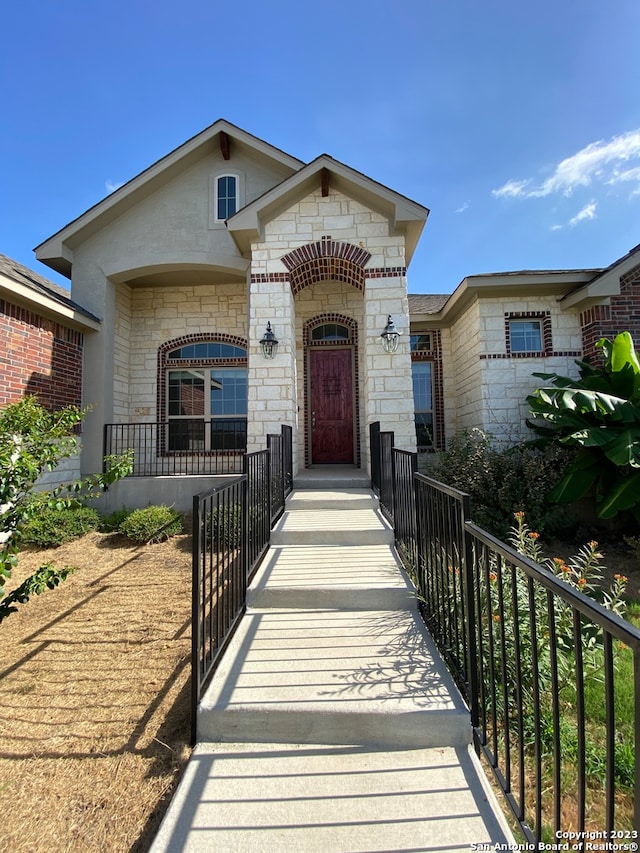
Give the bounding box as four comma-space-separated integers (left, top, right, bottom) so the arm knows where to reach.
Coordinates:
304, 318, 359, 465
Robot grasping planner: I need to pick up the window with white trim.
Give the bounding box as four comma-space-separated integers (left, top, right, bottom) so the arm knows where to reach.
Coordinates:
509, 319, 543, 353
216, 175, 237, 220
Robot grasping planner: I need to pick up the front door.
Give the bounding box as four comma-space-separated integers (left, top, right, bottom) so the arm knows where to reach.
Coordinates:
309, 348, 354, 464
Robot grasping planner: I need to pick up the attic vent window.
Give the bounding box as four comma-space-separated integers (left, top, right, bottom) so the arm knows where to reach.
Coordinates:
216, 175, 237, 220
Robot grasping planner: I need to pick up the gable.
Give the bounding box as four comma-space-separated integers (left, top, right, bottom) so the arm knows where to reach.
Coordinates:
35, 120, 303, 278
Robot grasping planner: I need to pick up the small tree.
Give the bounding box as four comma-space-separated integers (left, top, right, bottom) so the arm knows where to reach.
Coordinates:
526, 331, 640, 521
0, 396, 132, 622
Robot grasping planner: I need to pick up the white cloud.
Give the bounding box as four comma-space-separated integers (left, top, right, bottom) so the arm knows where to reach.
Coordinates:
550, 224, 563, 231
569, 201, 597, 226
492, 129, 640, 199
455, 201, 470, 213
105, 179, 125, 193
492, 179, 530, 198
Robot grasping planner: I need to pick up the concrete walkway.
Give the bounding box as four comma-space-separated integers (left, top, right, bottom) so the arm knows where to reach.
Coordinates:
151, 469, 514, 853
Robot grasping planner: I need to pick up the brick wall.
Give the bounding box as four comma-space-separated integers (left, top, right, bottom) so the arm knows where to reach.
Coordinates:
0, 298, 83, 410
581, 262, 640, 361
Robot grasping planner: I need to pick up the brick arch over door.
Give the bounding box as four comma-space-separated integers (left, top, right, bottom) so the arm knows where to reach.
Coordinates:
156, 332, 248, 425
281, 236, 372, 295
303, 314, 361, 468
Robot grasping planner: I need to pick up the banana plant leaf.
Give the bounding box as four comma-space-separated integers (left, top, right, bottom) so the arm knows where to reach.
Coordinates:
549, 459, 599, 503
597, 470, 640, 518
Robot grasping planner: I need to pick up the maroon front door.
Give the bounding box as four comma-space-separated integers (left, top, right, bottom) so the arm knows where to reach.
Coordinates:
309, 348, 354, 464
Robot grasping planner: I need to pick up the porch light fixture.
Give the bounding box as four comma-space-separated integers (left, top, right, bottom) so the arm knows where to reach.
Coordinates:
260, 322, 279, 359
380, 315, 400, 353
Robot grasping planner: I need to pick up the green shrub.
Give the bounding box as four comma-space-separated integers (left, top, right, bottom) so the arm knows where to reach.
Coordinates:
430, 428, 573, 538
119, 505, 184, 543
204, 502, 242, 548
21, 504, 100, 547
98, 507, 131, 533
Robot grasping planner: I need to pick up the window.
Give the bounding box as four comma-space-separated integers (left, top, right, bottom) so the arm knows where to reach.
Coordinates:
311, 323, 350, 342
410, 333, 432, 352
216, 175, 237, 221
165, 341, 247, 451
412, 362, 434, 449
509, 319, 542, 353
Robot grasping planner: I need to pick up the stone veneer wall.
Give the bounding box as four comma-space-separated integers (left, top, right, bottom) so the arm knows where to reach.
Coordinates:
117, 283, 248, 420
477, 296, 582, 442
246, 188, 416, 469
446, 299, 483, 437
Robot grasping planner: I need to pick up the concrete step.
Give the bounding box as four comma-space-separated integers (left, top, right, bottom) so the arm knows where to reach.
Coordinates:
294, 466, 371, 490
270, 507, 393, 546
286, 488, 378, 511
247, 544, 415, 610
150, 741, 515, 853
198, 607, 470, 749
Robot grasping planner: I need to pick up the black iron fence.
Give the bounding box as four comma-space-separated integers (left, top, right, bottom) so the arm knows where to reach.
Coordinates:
104, 420, 247, 476
370, 423, 640, 838
191, 425, 292, 743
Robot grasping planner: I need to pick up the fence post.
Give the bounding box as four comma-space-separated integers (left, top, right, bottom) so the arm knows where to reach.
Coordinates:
460, 492, 480, 736
191, 492, 202, 746
370, 421, 381, 494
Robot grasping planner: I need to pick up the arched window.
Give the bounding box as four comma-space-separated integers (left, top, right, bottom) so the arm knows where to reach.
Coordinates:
311, 323, 350, 342
163, 338, 247, 452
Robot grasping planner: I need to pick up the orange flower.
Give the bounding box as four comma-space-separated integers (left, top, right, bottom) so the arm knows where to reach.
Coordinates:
493, 614, 501, 623
614, 574, 628, 583
577, 577, 587, 587
489, 571, 497, 582
528, 532, 540, 540
514, 511, 525, 520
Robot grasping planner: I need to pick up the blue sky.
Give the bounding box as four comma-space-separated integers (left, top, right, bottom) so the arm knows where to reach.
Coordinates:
2, 0, 639, 294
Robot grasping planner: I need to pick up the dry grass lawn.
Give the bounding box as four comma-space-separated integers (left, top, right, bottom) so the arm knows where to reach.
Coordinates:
0, 531, 193, 853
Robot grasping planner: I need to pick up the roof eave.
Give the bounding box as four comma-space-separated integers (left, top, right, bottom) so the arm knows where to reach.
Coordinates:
0, 273, 101, 330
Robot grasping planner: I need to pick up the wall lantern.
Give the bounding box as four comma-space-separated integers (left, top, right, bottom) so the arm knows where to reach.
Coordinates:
260, 322, 279, 359
380, 315, 400, 353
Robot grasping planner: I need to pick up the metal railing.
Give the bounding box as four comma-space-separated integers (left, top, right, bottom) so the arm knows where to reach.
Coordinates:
104, 420, 247, 476
371, 424, 640, 838
191, 424, 292, 743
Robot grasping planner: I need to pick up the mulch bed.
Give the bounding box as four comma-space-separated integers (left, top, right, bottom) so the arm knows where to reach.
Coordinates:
0, 531, 193, 853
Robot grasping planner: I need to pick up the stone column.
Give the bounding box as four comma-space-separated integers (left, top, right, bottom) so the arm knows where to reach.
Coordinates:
246, 270, 298, 463
363, 272, 417, 471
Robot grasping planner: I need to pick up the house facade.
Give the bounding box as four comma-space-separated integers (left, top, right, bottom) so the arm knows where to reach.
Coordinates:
8, 118, 636, 509
0, 254, 100, 488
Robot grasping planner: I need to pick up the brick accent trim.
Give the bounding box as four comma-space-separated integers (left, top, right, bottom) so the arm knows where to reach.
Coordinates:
282, 236, 371, 295
365, 267, 407, 278
302, 313, 360, 469
503, 311, 553, 357
411, 329, 444, 451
